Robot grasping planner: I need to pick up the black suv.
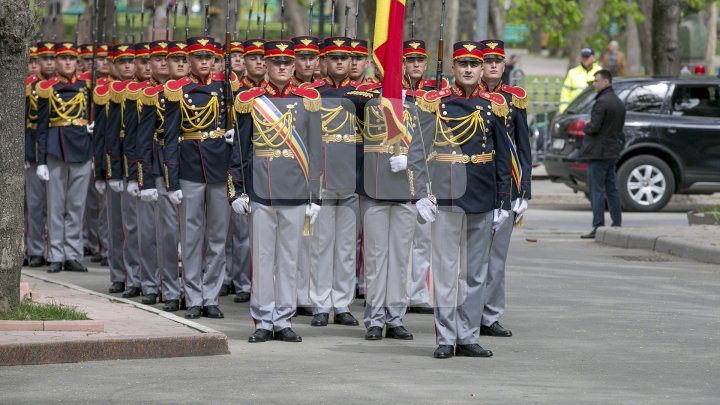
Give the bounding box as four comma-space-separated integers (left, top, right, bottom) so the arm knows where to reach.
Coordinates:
544, 77, 720, 211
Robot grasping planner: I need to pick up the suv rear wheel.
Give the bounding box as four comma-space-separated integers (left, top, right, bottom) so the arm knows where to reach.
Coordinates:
617, 155, 675, 212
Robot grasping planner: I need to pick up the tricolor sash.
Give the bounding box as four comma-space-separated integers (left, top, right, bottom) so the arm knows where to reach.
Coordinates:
254, 95, 310, 181
505, 132, 522, 193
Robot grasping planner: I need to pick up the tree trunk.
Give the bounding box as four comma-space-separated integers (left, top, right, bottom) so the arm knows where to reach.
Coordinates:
489, 0, 504, 40
637, 0, 653, 75
625, 0, 641, 76
285, 0, 309, 38
0, 0, 35, 313
652, 0, 681, 76
565, 0, 605, 68
705, 2, 717, 76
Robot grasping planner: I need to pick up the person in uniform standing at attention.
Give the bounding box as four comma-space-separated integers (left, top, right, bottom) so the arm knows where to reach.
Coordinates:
222, 40, 252, 304
94, 43, 131, 294
307, 36, 362, 328
579, 69, 625, 240
289, 35, 323, 317
163, 36, 234, 320
78, 44, 108, 265
478, 39, 531, 338
24, 43, 50, 269
135, 40, 190, 312
230, 40, 323, 343
401, 39, 443, 315
408, 40, 513, 359
35, 42, 94, 274
241, 38, 267, 89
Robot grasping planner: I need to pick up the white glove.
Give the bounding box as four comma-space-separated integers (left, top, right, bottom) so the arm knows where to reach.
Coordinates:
416, 197, 437, 224
169, 190, 183, 205
224, 128, 235, 145
108, 180, 124, 192
126, 181, 140, 197
231, 197, 250, 214
24, 161, 31, 170
492, 209, 510, 231
36, 164, 49, 181
305, 203, 321, 225
512, 198, 528, 223
86, 122, 94, 134
389, 155, 408, 173
140, 188, 158, 202
94, 180, 106, 194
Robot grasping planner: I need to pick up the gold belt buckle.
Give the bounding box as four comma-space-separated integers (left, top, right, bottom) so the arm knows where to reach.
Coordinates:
282, 149, 293, 159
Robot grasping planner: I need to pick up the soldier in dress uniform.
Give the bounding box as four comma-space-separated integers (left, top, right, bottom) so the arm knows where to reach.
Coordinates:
355, 59, 418, 342
478, 39, 531, 338
104, 43, 142, 296
132, 40, 174, 306
401, 39, 447, 315
241, 38, 267, 88
221, 40, 252, 304
90, 44, 126, 293
230, 40, 323, 343
408, 40, 513, 359
79, 43, 109, 266
34, 42, 94, 273
24, 43, 48, 268
349, 39, 371, 84
134, 40, 188, 312
121, 43, 155, 299
289, 35, 323, 317
162, 36, 235, 319
305, 36, 362, 328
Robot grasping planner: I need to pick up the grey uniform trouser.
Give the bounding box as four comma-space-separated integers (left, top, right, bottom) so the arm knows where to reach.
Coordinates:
83, 179, 106, 256
46, 156, 91, 263
138, 198, 159, 295
432, 210, 493, 346
178, 180, 230, 308
25, 163, 46, 257
310, 191, 359, 314
156, 176, 181, 300
482, 211, 514, 326
225, 211, 251, 293
105, 186, 125, 283
409, 220, 432, 307
360, 197, 416, 329
296, 235, 312, 307
250, 203, 305, 331
120, 184, 141, 288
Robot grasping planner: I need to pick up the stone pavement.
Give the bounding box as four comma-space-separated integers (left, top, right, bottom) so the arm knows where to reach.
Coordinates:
0, 274, 228, 366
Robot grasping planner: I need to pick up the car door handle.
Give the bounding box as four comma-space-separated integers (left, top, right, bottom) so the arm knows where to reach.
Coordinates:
668, 128, 677, 134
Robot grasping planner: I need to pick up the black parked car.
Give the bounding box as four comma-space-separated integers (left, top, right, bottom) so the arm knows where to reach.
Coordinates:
544, 77, 720, 212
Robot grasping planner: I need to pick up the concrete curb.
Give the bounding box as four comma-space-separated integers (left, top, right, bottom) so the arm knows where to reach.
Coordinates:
595, 227, 720, 265
4, 273, 231, 366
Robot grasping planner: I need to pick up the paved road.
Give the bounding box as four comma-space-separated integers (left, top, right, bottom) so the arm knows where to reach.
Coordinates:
4, 201, 719, 404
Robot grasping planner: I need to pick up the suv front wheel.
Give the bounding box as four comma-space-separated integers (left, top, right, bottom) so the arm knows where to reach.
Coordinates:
617, 155, 675, 212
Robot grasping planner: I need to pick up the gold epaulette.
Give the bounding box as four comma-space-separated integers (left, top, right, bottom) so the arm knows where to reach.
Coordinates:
417, 88, 451, 113
140, 85, 163, 106
164, 77, 190, 103
93, 84, 111, 106
479, 91, 509, 118
125, 81, 150, 101
110, 80, 129, 104
501, 84, 528, 109
25, 75, 38, 97
291, 86, 321, 112
234, 87, 265, 114
231, 72, 240, 93
35, 78, 57, 99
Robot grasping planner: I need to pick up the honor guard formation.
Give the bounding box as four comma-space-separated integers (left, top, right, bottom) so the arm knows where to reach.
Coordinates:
23, 0, 530, 359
